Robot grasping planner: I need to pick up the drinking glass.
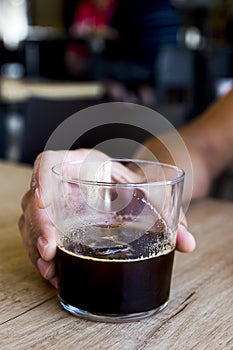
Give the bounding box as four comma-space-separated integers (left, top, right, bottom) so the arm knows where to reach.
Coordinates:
51, 158, 184, 322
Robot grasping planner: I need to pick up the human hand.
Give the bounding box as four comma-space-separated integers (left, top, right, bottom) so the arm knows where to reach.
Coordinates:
176, 214, 196, 252
18, 149, 107, 288
18, 150, 196, 289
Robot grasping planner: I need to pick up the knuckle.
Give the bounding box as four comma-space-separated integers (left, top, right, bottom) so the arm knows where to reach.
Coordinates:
35, 150, 54, 165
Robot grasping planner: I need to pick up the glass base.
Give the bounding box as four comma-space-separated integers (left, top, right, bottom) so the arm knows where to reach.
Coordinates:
58, 294, 168, 322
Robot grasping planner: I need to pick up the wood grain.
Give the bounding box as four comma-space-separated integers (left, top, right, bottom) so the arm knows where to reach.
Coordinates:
0, 162, 232, 350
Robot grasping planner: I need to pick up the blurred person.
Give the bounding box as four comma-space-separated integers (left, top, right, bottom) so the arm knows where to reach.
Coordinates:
104, 0, 182, 106
65, 0, 117, 79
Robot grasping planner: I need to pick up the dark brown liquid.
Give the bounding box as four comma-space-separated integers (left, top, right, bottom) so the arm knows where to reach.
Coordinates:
56, 226, 175, 315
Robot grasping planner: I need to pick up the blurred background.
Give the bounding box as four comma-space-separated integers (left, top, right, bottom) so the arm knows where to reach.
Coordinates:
1, 0, 233, 177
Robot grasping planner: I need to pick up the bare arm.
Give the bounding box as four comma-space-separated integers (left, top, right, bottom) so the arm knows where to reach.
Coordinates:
136, 89, 233, 200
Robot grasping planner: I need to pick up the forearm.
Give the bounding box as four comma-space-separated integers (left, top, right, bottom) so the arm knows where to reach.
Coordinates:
179, 89, 233, 197
135, 133, 211, 200
182, 90, 233, 178
135, 89, 233, 200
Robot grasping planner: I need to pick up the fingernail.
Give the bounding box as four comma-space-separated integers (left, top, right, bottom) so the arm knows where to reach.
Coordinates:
178, 224, 196, 251
37, 236, 48, 257
188, 232, 196, 250
37, 258, 51, 279
179, 223, 194, 238
34, 187, 40, 200
182, 227, 196, 250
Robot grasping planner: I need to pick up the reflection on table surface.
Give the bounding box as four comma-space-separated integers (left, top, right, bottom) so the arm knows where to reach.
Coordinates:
0, 161, 232, 349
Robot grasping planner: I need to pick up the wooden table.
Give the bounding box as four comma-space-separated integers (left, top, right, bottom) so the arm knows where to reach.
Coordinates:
0, 161, 232, 350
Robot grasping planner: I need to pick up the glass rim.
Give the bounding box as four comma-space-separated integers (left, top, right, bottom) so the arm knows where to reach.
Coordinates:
51, 158, 185, 187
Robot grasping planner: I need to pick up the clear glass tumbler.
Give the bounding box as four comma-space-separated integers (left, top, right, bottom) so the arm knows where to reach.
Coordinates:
51, 158, 184, 322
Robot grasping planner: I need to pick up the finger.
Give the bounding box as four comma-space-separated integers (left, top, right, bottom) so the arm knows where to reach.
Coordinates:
176, 223, 196, 253
20, 189, 55, 263
18, 214, 40, 266
110, 161, 144, 183
37, 225, 57, 261
37, 258, 56, 281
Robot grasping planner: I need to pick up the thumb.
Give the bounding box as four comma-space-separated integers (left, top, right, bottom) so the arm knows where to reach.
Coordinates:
176, 221, 196, 253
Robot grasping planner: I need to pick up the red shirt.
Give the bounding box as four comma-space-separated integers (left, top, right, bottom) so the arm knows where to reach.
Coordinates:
68, 0, 116, 57
73, 0, 116, 29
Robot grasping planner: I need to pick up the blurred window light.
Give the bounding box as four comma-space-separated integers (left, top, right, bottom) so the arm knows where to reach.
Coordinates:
185, 27, 203, 50
1, 62, 25, 78
177, 26, 205, 50
215, 78, 233, 97
0, 0, 28, 50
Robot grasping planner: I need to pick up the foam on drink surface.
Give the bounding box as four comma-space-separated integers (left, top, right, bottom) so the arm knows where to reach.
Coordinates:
58, 223, 175, 263
58, 190, 175, 262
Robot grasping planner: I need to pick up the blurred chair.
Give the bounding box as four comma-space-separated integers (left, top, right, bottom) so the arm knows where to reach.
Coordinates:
20, 97, 103, 164
0, 105, 6, 158
20, 96, 151, 164
155, 46, 194, 110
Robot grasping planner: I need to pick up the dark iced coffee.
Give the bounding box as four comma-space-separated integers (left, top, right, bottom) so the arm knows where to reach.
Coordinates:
56, 225, 175, 317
